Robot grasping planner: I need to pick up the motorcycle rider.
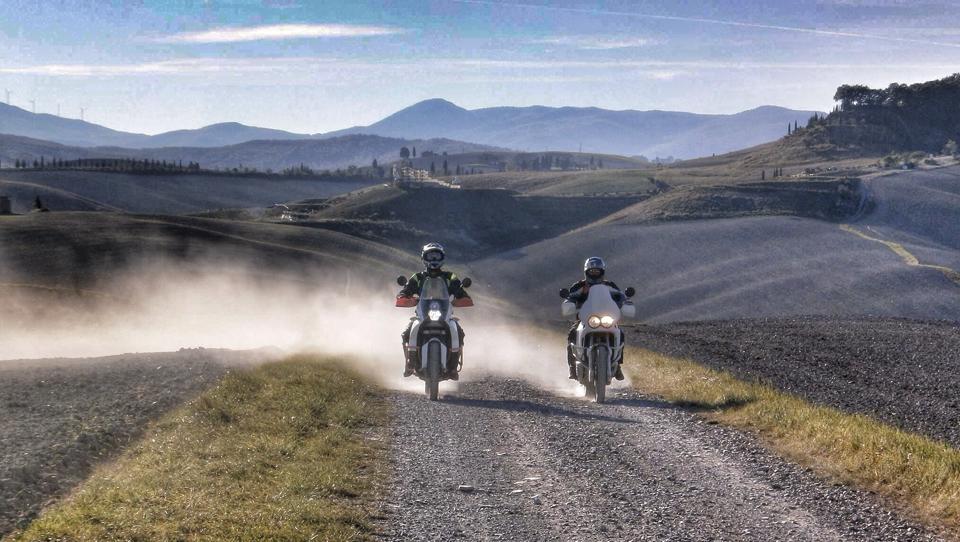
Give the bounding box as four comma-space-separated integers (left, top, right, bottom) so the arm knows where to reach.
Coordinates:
563, 257, 627, 381
398, 242, 470, 378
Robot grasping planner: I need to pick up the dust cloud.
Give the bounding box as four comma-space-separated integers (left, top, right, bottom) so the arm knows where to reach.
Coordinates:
0, 261, 575, 392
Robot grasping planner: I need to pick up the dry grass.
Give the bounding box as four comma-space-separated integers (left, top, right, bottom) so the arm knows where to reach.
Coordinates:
626, 348, 960, 534
9, 355, 388, 542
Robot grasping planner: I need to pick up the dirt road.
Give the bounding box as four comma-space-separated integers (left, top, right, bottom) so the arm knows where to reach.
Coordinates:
379, 378, 940, 541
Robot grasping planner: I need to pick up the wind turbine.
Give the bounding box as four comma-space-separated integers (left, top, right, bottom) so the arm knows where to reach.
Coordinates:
80, 107, 86, 121
3, 89, 10, 105
57, 103, 61, 117
29, 99, 36, 113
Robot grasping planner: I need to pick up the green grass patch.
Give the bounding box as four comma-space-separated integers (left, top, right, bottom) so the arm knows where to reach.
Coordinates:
10, 355, 387, 541
627, 348, 960, 533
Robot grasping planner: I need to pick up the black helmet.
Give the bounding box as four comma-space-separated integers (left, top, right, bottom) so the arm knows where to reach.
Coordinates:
421, 242, 445, 271
583, 256, 605, 283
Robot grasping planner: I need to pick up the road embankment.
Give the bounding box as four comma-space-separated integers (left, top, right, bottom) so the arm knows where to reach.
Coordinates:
7, 355, 388, 542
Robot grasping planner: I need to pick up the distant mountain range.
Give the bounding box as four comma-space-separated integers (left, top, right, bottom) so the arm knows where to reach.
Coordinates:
0, 99, 820, 159
0, 133, 504, 172
0, 103, 310, 148
327, 99, 822, 159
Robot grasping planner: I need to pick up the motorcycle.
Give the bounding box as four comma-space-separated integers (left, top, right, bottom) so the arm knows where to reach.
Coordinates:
559, 284, 636, 403
396, 275, 473, 400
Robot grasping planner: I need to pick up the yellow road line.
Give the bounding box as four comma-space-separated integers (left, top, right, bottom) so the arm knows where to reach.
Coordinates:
840, 224, 960, 285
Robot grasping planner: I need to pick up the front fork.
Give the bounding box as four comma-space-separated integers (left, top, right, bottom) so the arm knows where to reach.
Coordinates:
576, 339, 623, 383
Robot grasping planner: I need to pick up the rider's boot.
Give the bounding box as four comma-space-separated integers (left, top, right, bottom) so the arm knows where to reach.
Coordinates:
402, 347, 414, 377
567, 344, 577, 379
614, 351, 625, 380
448, 350, 461, 381
615, 331, 626, 380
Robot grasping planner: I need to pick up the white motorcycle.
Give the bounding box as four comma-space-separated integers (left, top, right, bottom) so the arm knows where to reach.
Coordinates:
560, 284, 636, 403
396, 275, 473, 400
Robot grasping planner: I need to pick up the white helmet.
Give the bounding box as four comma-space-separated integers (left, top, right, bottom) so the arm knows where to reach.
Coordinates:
421, 242, 445, 271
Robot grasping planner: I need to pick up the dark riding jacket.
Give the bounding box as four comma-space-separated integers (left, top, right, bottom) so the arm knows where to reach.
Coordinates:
399, 270, 471, 299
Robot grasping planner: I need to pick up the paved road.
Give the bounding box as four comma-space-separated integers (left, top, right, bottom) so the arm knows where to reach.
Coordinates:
378, 378, 940, 541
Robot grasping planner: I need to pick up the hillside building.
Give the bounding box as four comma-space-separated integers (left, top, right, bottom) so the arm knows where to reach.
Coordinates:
392, 165, 431, 185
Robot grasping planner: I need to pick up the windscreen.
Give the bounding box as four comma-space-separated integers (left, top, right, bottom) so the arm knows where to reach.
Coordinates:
419, 277, 450, 300
578, 285, 621, 322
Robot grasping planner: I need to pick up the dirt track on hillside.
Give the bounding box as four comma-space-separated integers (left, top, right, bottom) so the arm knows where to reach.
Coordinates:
378, 378, 941, 541
0, 349, 270, 537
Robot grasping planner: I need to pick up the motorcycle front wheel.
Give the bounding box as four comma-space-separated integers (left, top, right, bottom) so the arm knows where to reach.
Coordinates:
594, 346, 609, 404
426, 342, 441, 401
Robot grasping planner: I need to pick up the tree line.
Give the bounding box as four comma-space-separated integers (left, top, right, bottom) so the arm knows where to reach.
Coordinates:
10, 157, 201, 172
827, 73, 960, 152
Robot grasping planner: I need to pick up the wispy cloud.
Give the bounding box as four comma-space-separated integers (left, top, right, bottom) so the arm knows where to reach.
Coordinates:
456, 0, 960, 49
531, 36, 653, 50
0, 57, 335, 76
3, 56, 954, 80
154, 23, 403, 44
444, 58, 960, 71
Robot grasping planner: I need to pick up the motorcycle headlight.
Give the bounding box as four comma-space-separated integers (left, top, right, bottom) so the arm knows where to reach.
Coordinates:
600, 315, 615, 328
587, 315, 601, 328
428, 301, 442, 321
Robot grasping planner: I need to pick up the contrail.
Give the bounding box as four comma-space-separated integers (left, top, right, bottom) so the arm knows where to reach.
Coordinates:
454, 0, 960, 49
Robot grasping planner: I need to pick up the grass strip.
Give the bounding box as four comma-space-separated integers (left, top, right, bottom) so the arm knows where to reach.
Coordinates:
10, 355, 387, 542
626, 347, 960, 533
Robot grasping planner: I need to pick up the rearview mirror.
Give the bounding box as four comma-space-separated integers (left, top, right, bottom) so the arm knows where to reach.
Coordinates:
559, 288, 570, 298
624, 287, 635, 298
396, 276, 407, 286
461, 277, 472, 288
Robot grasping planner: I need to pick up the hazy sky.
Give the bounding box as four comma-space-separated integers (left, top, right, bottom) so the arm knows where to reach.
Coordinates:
1, 0, 959, 134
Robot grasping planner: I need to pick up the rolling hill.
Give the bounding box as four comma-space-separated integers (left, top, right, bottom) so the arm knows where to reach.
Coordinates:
0, 133, 505, 172
276, 163, 960, 324
0, 103, 149, 148
326, 99, 822, 159
0, 169, 376, 214
0, 103, 309, 148
141, 122, 309, 148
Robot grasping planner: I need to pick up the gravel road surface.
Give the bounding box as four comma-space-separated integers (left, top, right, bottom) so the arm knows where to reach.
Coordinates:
378, 378, 941, 541
0, 348, 269, 537
629, 317, 960, 448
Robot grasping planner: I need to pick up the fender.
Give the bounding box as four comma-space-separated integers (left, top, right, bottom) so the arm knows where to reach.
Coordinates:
408, 318, 423, 351
410, 319, 459, 352
448, 318, 461, 352
420, 338, 449, 370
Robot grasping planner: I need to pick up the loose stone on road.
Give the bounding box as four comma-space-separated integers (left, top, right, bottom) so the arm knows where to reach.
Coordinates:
378, 378, 941, 541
